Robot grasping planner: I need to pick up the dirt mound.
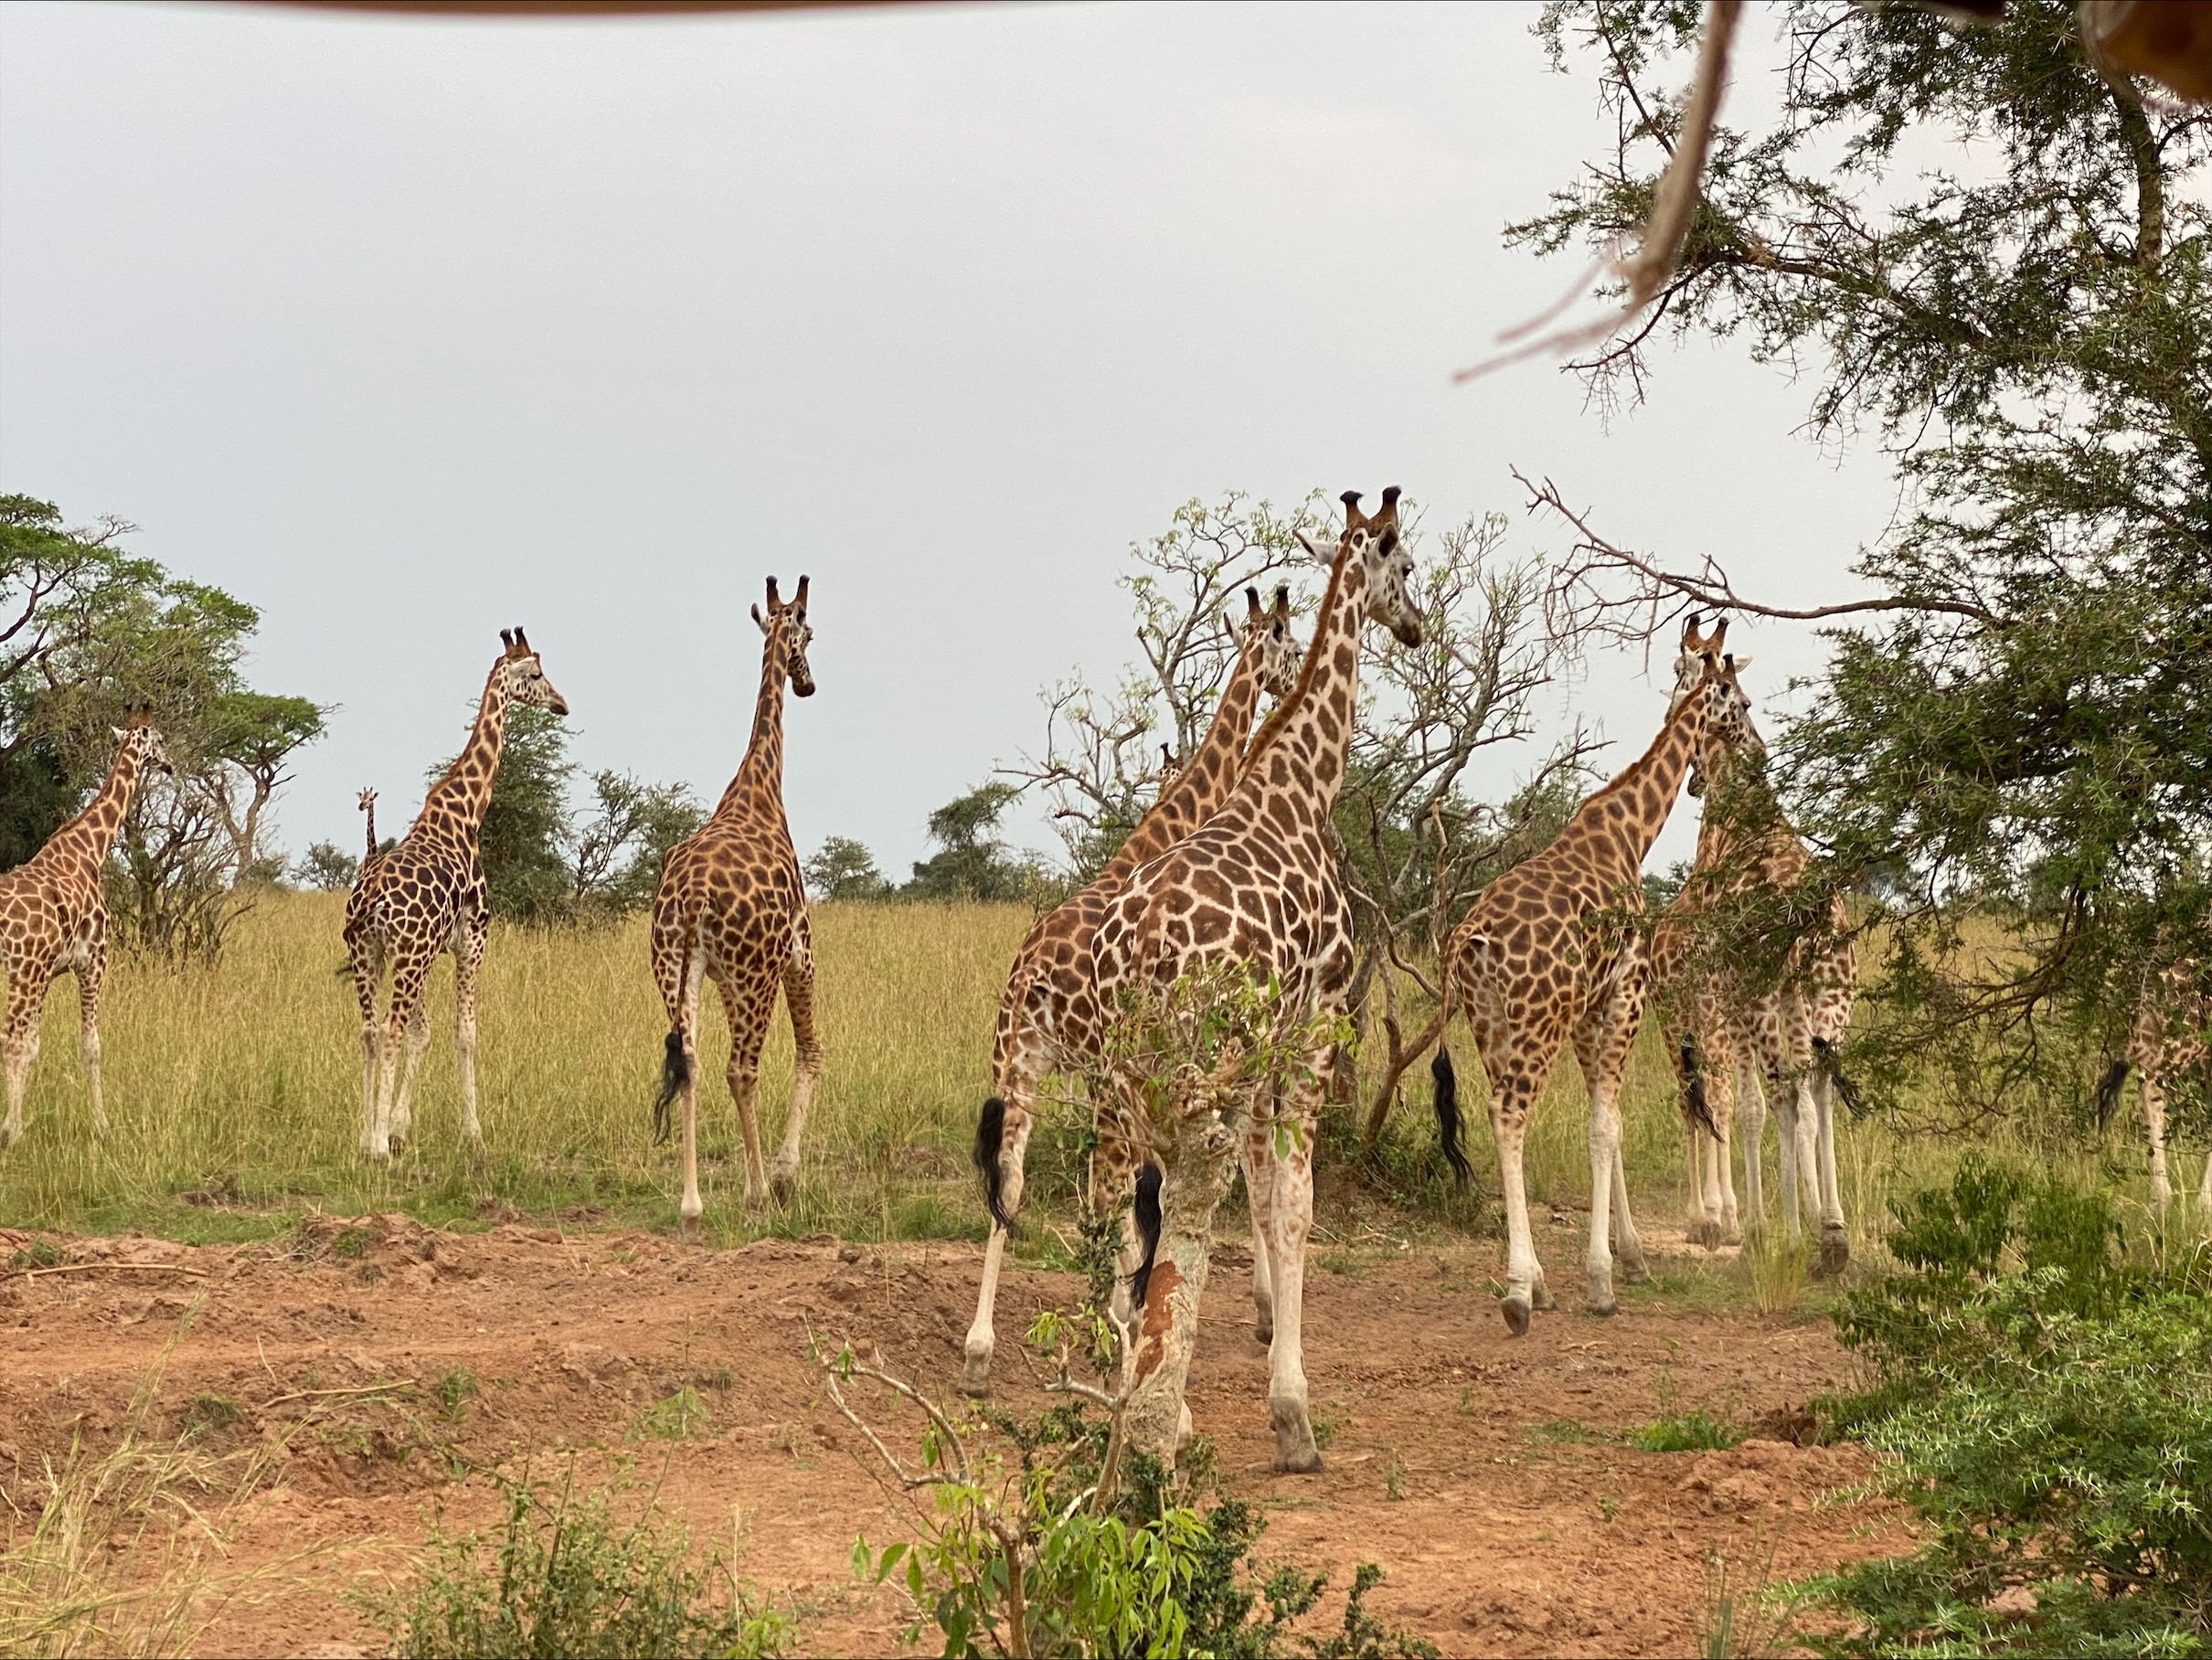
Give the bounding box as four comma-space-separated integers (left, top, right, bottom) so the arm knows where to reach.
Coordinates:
0, 1222, 1898, 1657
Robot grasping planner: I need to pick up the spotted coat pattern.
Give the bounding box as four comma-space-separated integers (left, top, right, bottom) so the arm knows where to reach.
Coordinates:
344, 632, 569, 1160
1651, 623, 1856, 1272
648, 577, 821, 1229
1436, 651, 1750, 1335
960, 585, 1300, 1398
1085, 488, 1426, 1473
0, 718, 171, 1147
2107, 963, 2210, 1208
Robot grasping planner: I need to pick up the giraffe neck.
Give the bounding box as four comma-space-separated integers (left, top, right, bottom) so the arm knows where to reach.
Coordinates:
1238, 536, 1366, 808
364, 802, 378, 862
716, 625, 790, 818
1101, 628, 1271, 880
49, 742, 145, 871
416, 663, 511, 845
1558, 693, 1710, 890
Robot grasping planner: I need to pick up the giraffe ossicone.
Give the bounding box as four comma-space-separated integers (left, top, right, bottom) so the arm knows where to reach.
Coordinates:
345, 629, 570, 1162
0, 709, 172, 1149
650, 573, 822, 1231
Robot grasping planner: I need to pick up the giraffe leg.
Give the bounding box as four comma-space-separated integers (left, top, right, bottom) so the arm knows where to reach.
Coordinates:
370, 949, 433, 1161
717, 972, 777, 1207
452, 910, 489, 1154
1710, 1056, 1741, 1244
1780, 1074, 1818, 1244
1611, 1141, 1650, 1283
770, 934, 823, 1206
1813, 1069, 1848, 1275
76, 948, 108, 1137
1260, 1071, 1323, 1473
0, 968, 49, 1149
1242, 1093, 1279, 1343
2143, 1063, 2173, 1209
352, 945, 385, 1160
391, 998, 432, 1153
1575, 972, 1649, 1314
1733, 1052, 1769, 1235
1494, 1102, 1538, 1335
2196, 1111, 2212, 1210
959, 1090, 1036, 1398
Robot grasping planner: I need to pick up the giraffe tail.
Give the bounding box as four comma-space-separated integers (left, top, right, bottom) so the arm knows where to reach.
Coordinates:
1432, 1048, 1472, 1187
654, 1030, 689, 1145
1678, 1037, 1719, 1140
1811, 1035, 1866, 1119
973, 1097, 1013, 1230
2093, 1056, 2132, 1131
1131, 1162, 1163, 1312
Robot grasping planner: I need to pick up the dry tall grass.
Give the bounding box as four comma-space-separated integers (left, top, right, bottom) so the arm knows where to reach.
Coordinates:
0, 891, 2168, 1259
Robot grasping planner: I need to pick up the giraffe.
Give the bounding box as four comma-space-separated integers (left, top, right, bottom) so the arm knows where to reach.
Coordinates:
1655, 622, 1858, 1272
2095, 962, 2210, 1208
0, 711, 172, 1148
650, 575, 822, 1230
961, 583, 1302, 1397
1087, 487, 1425, 1471
345, 629, 569, 1161
356, 788, 388, 882
1430, 646, 1755, 1333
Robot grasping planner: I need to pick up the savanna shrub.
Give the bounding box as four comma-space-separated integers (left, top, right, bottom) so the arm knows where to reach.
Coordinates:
1803, 1163, 2212, 1656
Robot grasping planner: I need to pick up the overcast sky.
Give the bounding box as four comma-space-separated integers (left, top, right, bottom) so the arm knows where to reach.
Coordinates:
0, 0, 1901, 878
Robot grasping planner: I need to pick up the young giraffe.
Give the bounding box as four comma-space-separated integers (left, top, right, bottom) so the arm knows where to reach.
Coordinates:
1088, 488, 1425, 1472
962, 584, 1302, 1397
346, 629, 569, 1160
2095, 963, 2210, 1208
1657, 626, 1858, 1272
0, 712, 173, 1148
650, 576, 823, 1229
1431, 648, 1754, 1333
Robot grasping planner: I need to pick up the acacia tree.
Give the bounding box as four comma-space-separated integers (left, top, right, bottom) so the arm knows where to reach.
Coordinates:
1015, 492, 1586, 1130
1004, 492, 1324, 878
1515, 0, 2211, 1128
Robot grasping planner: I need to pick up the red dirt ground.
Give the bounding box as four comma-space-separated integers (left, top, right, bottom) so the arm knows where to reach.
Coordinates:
0, 1217, 1902, 1657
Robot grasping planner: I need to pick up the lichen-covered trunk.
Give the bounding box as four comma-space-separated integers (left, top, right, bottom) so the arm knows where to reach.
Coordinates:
1120, 1095, 1247, 1464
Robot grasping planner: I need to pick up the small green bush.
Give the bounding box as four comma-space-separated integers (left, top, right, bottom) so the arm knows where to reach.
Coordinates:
1628, 1410, 1742, 1453
1800, 1163, 2212, 1656
364, 1462, 791, 1659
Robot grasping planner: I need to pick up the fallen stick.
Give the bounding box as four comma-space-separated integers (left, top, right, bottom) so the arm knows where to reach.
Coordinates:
12, 1262, 208, 1281
259, 1380, 419, 1410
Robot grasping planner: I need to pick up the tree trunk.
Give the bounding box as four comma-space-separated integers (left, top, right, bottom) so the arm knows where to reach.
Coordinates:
1120, 1091, 1248, 1465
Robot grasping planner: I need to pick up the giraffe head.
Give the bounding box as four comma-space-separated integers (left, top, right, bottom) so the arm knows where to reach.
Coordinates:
1682, 649, 1760, 799
112, 708, 173, 776
1313, 485, 1423, 649
751, 574, 815, 698
357, 787, 378, 814
497, 627, 570, 716
1228, 583, 1303, 698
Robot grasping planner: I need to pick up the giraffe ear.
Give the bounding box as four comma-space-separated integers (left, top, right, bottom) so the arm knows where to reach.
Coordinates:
751, 603, 770, 636
112, 727, 126, 743
1728, 654, 1752, 676
1294, 529, 1324, 562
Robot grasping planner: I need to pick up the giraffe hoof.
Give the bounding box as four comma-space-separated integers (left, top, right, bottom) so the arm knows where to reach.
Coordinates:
1253, 1317, 1274, 1346
1585, 1293, 1619, 1318
1271, 1402, 1322, 1474
1501, 1296, 1531, 1337
769, 1170, 795, 1207
1816, 1232, 1849, 1279
958, 1362, 993, 1400
1530, 1282, 1557, 1313
1622, 1258, 1654, 1286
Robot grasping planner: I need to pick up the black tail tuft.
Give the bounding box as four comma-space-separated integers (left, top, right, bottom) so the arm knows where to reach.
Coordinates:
1679, 1038, 1719, 1140
1432, 1048, 1472, 1187
654, 1030, 689, 1144
1130, 1163, 1163, 1313
1811, 1035, 1866, 1119
2093, 1057, 2132, 1131
973, 1097, 1012, 1230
